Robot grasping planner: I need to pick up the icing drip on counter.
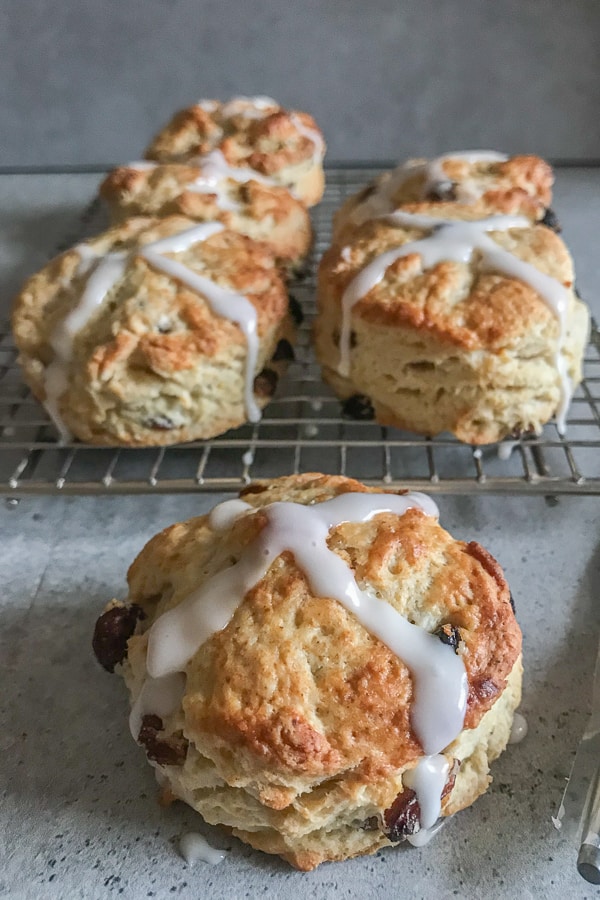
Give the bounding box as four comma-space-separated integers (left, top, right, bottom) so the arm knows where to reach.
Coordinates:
337, 212, 572, 432
348, 150, 508, 228
179, 832, 226, 866
508, 712, 528, 744
44, 222, 262, 438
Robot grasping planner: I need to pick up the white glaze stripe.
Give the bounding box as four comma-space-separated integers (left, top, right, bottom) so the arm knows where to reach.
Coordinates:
129, 671, 185, 742
338, 213, 572, 432
220, 96, 278, 119
141, 250, 260, 423
348, 150, 508, 227
146, 490, 467, 757
290, 114, 325, 164
403, 754, 450, 830
424, 150, 508, 201
186, 149, 276, 212
43, 221, 266, 437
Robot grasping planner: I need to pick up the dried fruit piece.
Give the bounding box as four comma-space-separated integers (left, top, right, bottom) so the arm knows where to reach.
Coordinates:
341, 394, 374, 421
138, 714, 188, 766
92, 604, 145, 672
435, 623, 461, 653
253, 368, 279, 398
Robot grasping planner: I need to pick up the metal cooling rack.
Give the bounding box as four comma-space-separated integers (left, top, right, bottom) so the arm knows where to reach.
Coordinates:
1, 166, 600, 496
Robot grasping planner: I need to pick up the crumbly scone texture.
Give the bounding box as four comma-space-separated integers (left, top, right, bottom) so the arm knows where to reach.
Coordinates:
99, 163, 313, 268
12, 215, 292, 446
99, 473, 522, 869
333, 154, 554, 243
144, 99, 325, 206
316, 211, 590, 444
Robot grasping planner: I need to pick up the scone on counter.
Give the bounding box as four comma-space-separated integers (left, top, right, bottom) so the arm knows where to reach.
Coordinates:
99, 158, 313, 270
315, 209, 589, 444
333, 151, 555, 243
93, 473, 522, 870
12, 215, 293, 445
145, 96, 325, 207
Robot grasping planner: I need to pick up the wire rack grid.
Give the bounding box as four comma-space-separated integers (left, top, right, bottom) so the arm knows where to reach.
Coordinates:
1, 166, 600, 496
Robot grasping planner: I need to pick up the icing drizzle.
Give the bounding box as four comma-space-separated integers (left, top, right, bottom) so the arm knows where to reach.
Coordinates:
44, 222, 262, 439
348, 150, 509, 227
337, 212, 572, 432
186, 149, 277, 212
138, 489, 469, 838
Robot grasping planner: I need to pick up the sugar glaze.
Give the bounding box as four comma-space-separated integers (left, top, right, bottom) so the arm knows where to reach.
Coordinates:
348, 150, 508, 228
140, 489, 468, 841
337, 212, 572, 432
44, 221, 262, 438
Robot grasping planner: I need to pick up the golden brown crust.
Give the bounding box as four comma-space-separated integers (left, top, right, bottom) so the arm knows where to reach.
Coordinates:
110, 474, 522, 867
334, 154, 554, 243
99, 163, 313, 267
315, 212, 589, 443
144, 99, 325, 206
12, 215, 292, 445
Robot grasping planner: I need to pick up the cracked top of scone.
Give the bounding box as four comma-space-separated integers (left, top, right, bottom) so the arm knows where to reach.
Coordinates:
99, 162, 313, 265
12, 215, 289, 444
333, 153, 554, 242
123, 473, 521, 800
144, 97, 325, 205
320, 210, 575, 353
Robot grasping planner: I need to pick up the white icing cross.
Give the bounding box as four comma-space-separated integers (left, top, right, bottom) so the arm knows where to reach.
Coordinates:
348, 151, 509, 228
44, 222, 262, 441
138, 490, 468, 832
337, 212, 572, 433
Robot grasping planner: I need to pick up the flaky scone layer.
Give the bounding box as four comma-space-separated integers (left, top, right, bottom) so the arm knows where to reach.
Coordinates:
145, 98, 325, 206
333, 154, 554, 243
316, 212, 589, 443
12, 215, 292, 445
100, 163, 313, 268
100, 473, 522, 868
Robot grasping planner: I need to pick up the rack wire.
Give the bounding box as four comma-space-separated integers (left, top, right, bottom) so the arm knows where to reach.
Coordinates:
1, 167, 600, 495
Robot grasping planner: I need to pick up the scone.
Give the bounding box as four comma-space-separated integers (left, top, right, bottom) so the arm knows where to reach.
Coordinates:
316, 209, 589, 443
12, 215, 293, 445
144, 96, 325, 206
99, 158, 313, 270
333, 152, 555, 243
92, 472, 522, 870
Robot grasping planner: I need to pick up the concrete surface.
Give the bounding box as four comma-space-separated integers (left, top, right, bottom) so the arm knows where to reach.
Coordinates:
0, 1, 599, 165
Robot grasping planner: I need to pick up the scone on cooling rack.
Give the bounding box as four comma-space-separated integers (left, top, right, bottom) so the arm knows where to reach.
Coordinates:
92, 472, 522, 870
333, 152, 555, 243
99, 159, 313, 271
144, 96, 325, 207
315, 208, 590, 444
11, 215, 294, 446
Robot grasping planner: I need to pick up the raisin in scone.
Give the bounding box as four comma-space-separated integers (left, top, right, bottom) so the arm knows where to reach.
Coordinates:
93, 473, 522, 870
145, 96, 325, 207
315, 209, 589, 444
333, 152, 555, 243
12, 215, 293, 445
99, 158, 312, 270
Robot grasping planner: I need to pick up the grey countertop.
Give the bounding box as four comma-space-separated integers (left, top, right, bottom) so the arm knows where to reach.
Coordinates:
1, 170, 600, 899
